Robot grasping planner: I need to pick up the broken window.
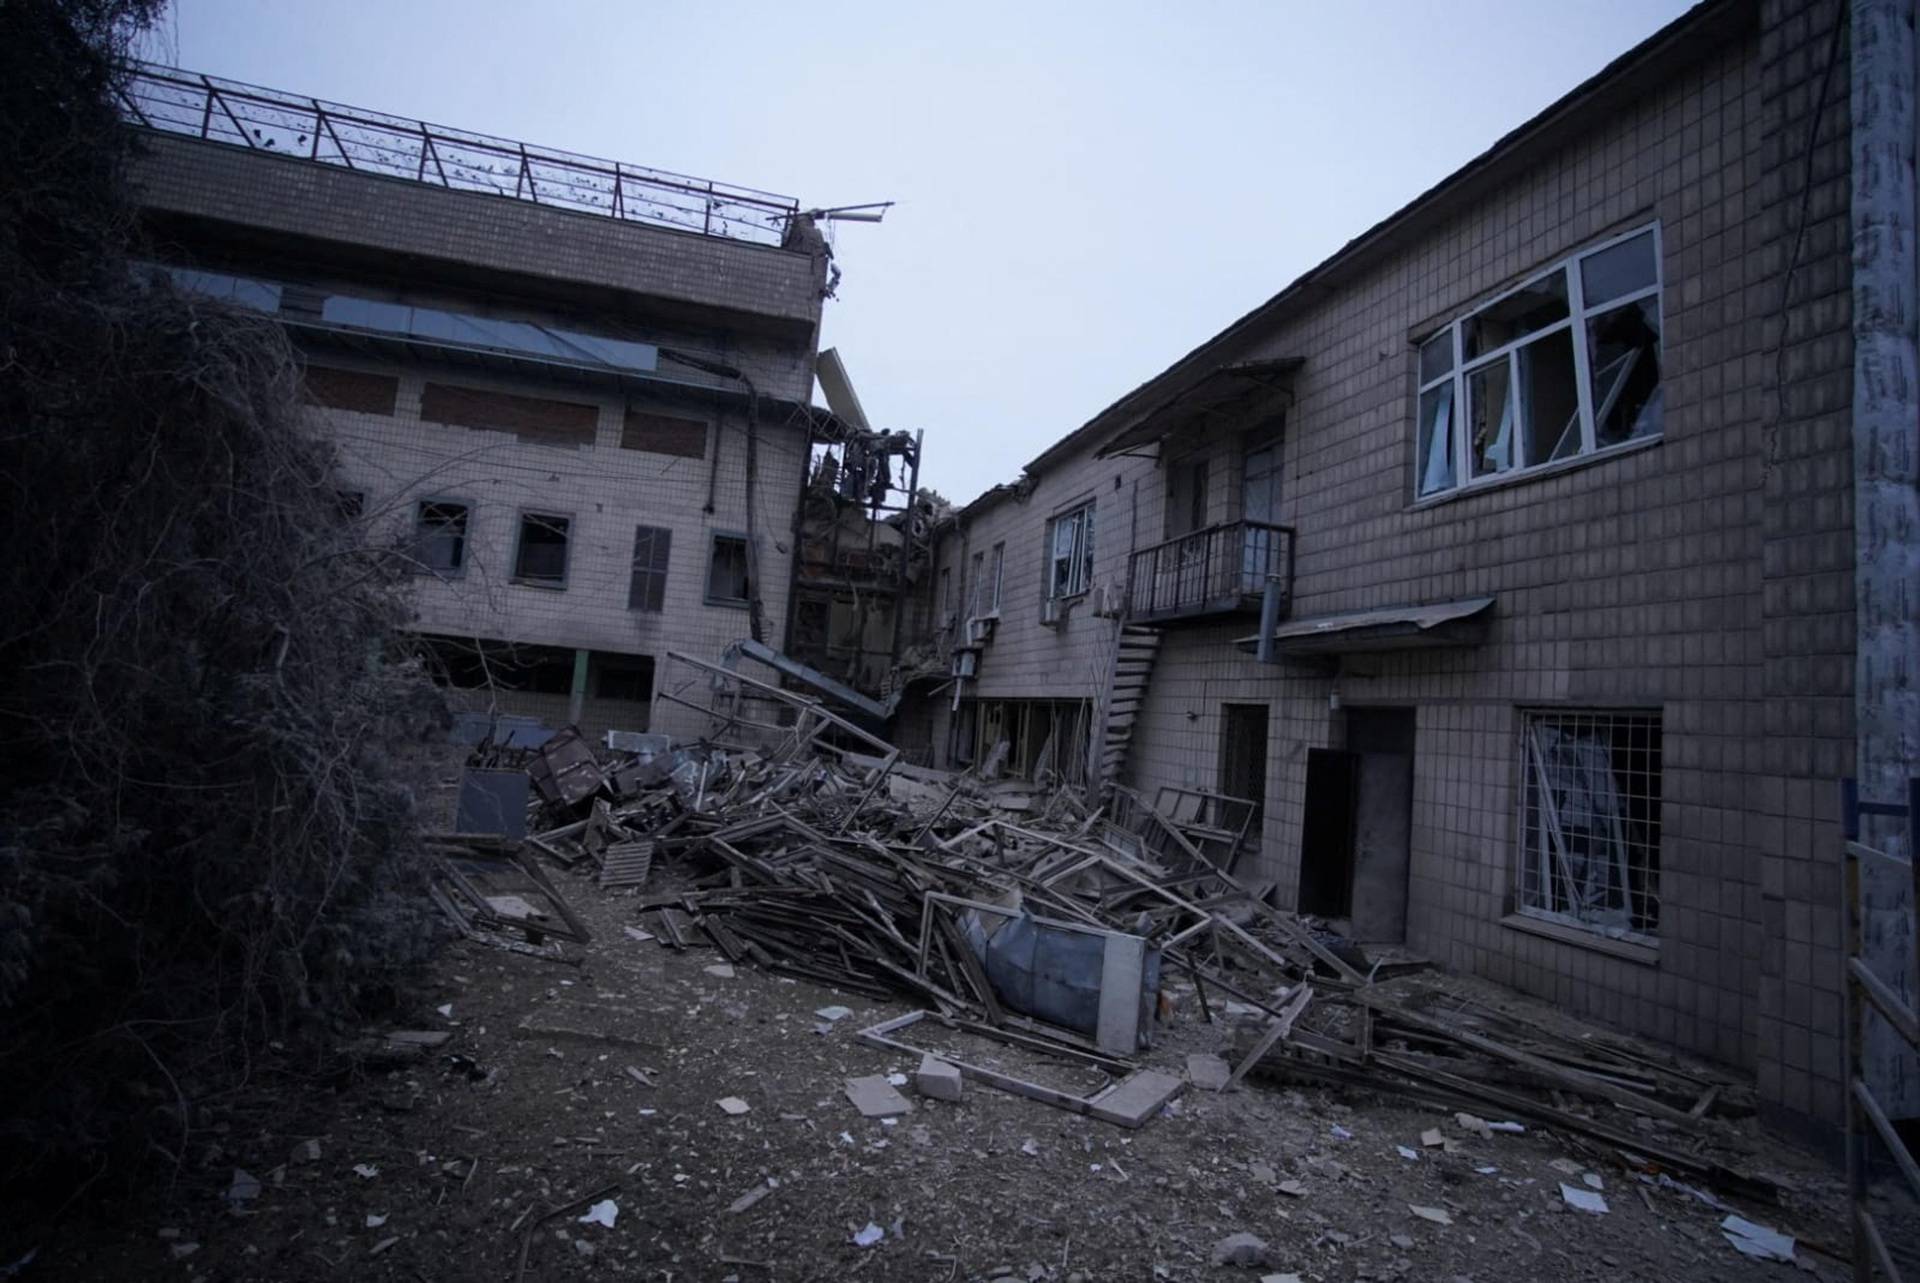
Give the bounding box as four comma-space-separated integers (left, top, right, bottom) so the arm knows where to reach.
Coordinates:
413, 500, 469, 576
1046, 502, 1095, 599
513, 513, 572, 588
1517, 710, 1662, 938
1416, 225, 1663, 499
628, 525, 671, 612
706, 533, 750, 606
593, 652, 654, 704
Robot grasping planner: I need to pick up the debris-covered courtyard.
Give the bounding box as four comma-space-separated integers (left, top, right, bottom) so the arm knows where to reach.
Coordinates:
50, 703, 1859, 1283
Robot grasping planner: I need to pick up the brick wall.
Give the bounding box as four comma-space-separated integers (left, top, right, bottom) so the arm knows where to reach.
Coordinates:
318, 355, 809, 742
910, 2, 1852, 1129
130, 133, 825, 347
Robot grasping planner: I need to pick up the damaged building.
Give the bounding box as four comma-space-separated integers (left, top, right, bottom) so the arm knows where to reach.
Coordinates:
896, 0, 1916, 1140
119, 65, 930, 742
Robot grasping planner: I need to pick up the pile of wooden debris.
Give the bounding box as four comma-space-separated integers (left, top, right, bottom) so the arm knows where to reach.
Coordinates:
428, 647, 1770, 1194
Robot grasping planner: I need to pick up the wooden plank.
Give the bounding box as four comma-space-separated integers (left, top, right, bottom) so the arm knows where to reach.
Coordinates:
1225, 983, 1312, 1089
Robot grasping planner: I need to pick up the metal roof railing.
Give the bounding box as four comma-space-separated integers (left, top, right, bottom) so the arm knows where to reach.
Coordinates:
118, 63, 802, 247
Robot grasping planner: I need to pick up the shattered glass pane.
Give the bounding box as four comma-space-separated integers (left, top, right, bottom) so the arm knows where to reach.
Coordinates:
1467, 358, 1513, 478
1588, 297, 1663, 447
1416, 383, 1455, 496
1418, 331, 1453, 385
1517, 328, 1581, 466
1580, 231, 1658, 308
1463, 271, 1568, 359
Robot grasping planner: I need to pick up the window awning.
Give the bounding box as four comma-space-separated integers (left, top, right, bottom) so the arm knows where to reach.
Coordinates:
1236, 596, 1495, 658
1095, 357, 1302, 458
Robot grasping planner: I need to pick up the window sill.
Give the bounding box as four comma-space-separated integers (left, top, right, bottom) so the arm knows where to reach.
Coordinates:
705, 597, 750, 610
511, 578, 568, 591
1500, 912, 1659, 966
1410, 434, 1662, 512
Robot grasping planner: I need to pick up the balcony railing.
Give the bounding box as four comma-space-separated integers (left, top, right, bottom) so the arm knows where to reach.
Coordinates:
119, 64, 801, 246
1125, 520, 1294, 625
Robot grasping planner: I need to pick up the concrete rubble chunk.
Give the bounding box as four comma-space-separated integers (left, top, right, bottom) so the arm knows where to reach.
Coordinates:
1721, 1215, 1795, 1262
844, 1074, 913, 1118
914, 1054, 963, 1102
1211, 1232, 1271, 1268
1560, 1184, 1609, 1215
1186, 1053, 1232, 1092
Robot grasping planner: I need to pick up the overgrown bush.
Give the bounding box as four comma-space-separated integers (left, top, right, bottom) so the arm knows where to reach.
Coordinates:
0, 0, 445, 1196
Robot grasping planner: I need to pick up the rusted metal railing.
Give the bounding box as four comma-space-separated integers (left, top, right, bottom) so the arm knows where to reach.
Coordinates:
119, 63, 800, 246
1125, 519, 1293, 624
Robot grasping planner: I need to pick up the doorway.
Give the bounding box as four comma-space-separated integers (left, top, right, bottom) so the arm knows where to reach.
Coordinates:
1240, 427, 1283, 591
1295, 706, 1416, 942
1219, 704, 1269, 862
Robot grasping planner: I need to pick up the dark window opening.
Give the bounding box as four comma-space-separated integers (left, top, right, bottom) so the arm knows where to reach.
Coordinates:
628, 525, 672, 612
707, 534, 750, 605
416, 635, 574, 694
514, 513, 571, 588
594, 652, 655, 704
414, 501, 468, 575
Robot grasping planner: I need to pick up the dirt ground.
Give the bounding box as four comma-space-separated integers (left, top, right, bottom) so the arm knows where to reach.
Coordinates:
46, 863, 1856, 1283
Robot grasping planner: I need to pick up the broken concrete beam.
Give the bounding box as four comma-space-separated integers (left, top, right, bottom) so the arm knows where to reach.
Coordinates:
914, 1054, 963, 1102
1088, 1070, 1184, 1128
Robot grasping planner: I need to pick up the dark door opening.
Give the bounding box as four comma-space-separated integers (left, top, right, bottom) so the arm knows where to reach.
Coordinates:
1298, 748, 1358, 918
1347, 707, 1416, 943
1219, 703, 1269, 865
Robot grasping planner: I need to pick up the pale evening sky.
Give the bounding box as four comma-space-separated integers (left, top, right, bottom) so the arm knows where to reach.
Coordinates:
141, 0, 1696, 505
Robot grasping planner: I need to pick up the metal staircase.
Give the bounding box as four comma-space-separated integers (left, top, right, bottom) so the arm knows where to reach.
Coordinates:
1096, 624, 1162, 791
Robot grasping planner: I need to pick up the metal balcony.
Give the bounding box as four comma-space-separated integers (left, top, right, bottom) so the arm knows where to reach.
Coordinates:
1125, 520, 1294, 626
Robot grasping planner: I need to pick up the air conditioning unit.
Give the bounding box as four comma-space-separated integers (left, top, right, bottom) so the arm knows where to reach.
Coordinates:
950, 649, 979, 678
966, 614, 998, 645
1039, 597, 1064, 627
1091, 582, 1125, 619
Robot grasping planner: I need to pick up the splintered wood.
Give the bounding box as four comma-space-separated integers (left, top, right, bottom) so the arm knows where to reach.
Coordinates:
448, 662, 1774, 1184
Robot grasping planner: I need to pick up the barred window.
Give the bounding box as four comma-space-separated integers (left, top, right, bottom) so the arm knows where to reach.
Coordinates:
1517, 709, 1662, 938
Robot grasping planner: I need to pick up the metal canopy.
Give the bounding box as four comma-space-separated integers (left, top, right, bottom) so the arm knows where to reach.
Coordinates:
1236, 596, 1495, 658
1095, 357, 1302, 458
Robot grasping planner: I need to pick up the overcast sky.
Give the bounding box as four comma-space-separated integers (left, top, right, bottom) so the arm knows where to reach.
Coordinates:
142, 0, 1694, 505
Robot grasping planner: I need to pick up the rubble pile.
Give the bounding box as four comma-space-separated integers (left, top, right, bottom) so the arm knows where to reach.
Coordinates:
429, 649, 1773, 1194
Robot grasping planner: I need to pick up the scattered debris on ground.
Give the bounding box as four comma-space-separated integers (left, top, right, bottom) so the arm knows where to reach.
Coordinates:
41, 665, 1864, 1279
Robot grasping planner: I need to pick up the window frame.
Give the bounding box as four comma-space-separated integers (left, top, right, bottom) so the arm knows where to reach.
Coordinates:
704, 530, 752, 608
1415, 223, 1664, 502
988, 541, 1005, 614
627, 524, 673, 613
1513, 706, 1663, 945
1044, 501, 1096, 600
411, 497, 471, 579
511, 509, 574, 590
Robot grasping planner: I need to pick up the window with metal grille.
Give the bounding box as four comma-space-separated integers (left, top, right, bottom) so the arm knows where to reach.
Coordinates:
513, 512, 571, 588
1517, 709, 1662, 938
628, 525, 671, 612
412, 500, 468, 576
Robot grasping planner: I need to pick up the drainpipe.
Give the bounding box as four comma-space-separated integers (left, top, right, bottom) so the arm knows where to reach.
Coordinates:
1850, 0, 1920, 1113
661, 348, 766, 644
